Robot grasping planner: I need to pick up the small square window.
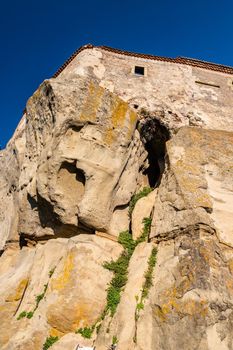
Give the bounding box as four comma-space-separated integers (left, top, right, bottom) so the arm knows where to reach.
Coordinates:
134, 66, 145, 76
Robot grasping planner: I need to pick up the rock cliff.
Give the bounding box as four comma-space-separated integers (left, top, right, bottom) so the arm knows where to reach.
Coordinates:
1, 53, 233, 350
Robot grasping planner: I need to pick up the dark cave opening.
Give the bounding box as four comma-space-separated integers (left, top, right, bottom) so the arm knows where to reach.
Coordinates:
143, 141, 162, 187
140, 118, 170, 187
19, 234, 28, 249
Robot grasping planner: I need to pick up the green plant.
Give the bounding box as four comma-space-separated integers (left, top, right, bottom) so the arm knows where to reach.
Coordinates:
26, 311, 34, 319
103, 230, 136, 316
49, 267, 55, 277
43, 336, 59, 350
128, 187, 153, 217
136, 217, 152, 244
17, 275, 50, 321
17, 310, 34, 320
136, 302, 144, 311
134, 247, 157, 332
141, 247, 157, 299
76, 326, 94, 339
118, 230, 137, 255
17, 311, 27, 320
112, 335, 118, 345
103, 224, 154, 319
35, 283, 48, 308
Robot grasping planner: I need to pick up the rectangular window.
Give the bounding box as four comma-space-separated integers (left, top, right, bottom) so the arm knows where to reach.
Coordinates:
134, 66, 145, 76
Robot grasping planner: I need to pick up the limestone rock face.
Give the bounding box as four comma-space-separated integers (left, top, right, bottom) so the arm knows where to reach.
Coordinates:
16, 75, 147, 241
1, 62, 233, 350
151, 127, 233, 245
131, 189, 157, 240
139, 127, 233, 350
0, 235, 122, 350
0, 117, 26, 250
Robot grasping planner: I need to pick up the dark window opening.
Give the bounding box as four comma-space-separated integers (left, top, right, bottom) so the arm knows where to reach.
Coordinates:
134, 66, 145, 76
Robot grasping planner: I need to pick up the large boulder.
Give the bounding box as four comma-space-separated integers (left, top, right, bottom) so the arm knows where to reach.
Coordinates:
151, 127, 233, 244
17, 76, 148, 241
0, 235, 122, 350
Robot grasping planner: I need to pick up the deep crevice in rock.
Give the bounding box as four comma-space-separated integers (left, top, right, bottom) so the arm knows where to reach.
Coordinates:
139, 117, 170, 187
19, 234, 28, 249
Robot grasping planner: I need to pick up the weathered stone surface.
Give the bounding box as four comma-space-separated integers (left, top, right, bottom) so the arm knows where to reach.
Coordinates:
132, 189, 156, 240
94, 242, 155, 350
61, 46, 233, 134
0, 235, 122, 349
17, 76, 147, 241
136, 226, 233, 350
1, 46, 233, 350
50, 333, 92, 349
151, 127, 233, 244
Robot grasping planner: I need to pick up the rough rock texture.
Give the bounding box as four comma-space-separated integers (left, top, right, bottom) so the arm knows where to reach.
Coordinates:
1, 51, 233, 349
0, 235, 122, 349
0, 75, 149, 248
61, 47, 233, 134
132, 190, 156, 240
94, 242, 154, 350
151, 127, 233, 245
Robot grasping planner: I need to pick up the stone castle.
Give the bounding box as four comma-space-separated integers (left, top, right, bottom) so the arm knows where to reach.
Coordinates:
0, 45, 233, 350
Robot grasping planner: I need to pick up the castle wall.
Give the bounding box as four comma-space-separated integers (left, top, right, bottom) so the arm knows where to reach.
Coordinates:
59, 47, 233, 132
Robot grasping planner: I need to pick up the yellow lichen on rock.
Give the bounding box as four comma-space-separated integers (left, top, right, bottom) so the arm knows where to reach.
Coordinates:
5, 278, 28, 302
79, 82, 104, 122
103, 98, 133, 145
49, 327, 64, 338
154, 289, 208, 322
51, 252, 74, 291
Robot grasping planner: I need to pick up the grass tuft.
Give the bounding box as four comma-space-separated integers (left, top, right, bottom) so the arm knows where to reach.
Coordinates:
43, 336, 59, 350
112, 335, 118, 345
103, 231, 135, 316
76, 326, 95, 339
141, 247, 157, 299
17, 311, 27, 320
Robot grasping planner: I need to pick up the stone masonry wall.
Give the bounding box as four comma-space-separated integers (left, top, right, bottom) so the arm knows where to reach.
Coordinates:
59, 47, 233, 132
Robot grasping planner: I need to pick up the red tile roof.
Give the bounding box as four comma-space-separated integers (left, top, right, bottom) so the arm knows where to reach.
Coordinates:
52, 44, 233, 77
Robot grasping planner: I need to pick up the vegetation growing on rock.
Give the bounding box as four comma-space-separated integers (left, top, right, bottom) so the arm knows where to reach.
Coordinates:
17, 272, 52, 320
103, 217, 153, 317
128, 187, 153, 218
77, 217, 153, 340
76, 326, 95, 339
103, 230, 136, 316
42, 336, 59, 350
135, 246, 157, 322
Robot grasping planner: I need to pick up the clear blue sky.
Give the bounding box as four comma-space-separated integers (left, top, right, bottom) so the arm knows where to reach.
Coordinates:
1, 0, 232, 147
